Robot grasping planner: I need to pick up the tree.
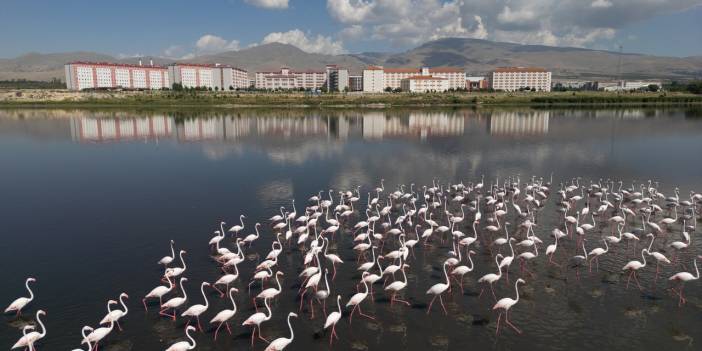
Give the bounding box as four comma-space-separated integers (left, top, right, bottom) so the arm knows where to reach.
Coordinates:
648, 84, 659, 92
384, 87, 393, 92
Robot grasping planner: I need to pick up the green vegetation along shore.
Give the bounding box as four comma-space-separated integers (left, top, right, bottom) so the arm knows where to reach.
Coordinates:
1, 89, 701, 108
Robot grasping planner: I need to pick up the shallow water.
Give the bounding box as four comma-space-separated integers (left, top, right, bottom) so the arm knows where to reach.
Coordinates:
0, 107, 701, 351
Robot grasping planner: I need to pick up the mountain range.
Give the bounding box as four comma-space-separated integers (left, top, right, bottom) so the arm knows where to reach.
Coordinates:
1, 38, 700, 82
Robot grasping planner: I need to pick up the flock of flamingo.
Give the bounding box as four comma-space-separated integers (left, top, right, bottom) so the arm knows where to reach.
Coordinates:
5, 176, 701, 350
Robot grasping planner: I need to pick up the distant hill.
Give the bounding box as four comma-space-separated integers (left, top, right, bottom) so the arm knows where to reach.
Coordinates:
1, 38, 700, 82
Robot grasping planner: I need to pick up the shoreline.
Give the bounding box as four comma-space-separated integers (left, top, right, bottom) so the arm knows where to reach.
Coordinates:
1, 90, 701, 109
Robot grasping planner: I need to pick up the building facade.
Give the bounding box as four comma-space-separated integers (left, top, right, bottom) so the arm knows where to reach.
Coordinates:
326, 65, 349, 92
65, 61, 169, 90
255, 67, 327, 90
349, 76, 363, 92
466, 76, 489, 91
362, 66, 465, 92
168, 63, 249, 90
489, 67, 552, 92
362, 66, 385, 93
400, 76, 449, 92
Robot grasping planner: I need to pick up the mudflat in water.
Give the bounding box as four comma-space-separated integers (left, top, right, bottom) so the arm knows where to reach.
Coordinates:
0, 107, 700, 351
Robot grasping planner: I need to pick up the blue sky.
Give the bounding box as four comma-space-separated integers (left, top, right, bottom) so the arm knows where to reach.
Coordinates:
1, 0, 700, 58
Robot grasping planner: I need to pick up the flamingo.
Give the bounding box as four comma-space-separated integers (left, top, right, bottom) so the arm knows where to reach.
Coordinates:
478, 254, 504, 301
645, 233, 670, 279
5, 277, 36, 316
588, 239, 609, 272
451, 249, 476, 293
11, 310, 46, 351
668, 256, 700, 306
165, 325, 197, 351
385, 263, 410, 306
264, 312, 298, 351
346, 272, 374, 323
164, 250, 187, 281
181, 282, 211, 332
323, 237, 344, 280
160, 277, 188, 321
324, 296, 342, 346
99, 293, 128, 332
313, 269, 331, 317
257, 271, 285, 304
622, 249, 649, 290
210, 287, 239, 340
493, 278, 525, 335
158, 240, 176, 266
228, 215, 246, 237
212, 261, 240, 297
426, 261, 451, 315
82, 319, 114, 351
242, 297, 272, 346
143, 274, 174, 311
71, 326, 93, 351
243, 223, 262, 247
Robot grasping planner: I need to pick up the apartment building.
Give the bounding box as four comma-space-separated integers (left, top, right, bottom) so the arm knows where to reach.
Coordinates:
362, 66, 465, 92
489, 67, 552, 92
326, 65, 349, 92
65, 61, 169, 90
255, 67, 327, 90
168, 63, 249, 90
400, 76, 449, 92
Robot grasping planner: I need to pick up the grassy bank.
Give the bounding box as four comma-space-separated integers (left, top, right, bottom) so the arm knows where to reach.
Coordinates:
1, 89, 701, 108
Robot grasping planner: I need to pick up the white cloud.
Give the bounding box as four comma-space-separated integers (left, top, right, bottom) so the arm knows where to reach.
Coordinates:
326, 0, 702, 49
244, 0, 289, 9
196, 34, 240, 53
591, 0, 613, 8
261, 29, 346, 54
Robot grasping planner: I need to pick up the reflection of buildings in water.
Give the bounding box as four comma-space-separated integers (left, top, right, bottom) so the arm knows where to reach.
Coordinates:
488, 111, 550, 136
70, 115, 174, 142
256, 117, 329, 138
68, 111, 466, 143
362, 111, 465, 140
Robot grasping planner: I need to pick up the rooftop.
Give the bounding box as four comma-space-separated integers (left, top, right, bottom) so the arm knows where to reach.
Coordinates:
493, 67, 548, 73
67, 61, 166, 69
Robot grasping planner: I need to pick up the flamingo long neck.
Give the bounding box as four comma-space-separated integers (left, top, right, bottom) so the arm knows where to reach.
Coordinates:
201, 284, 209, 308
229, 290, 237, 313
401, 266, 408, 284
641, 250, 647, 267
336, 297, 342, 314
180, 251, 186, 270
180, 279, 187, 300
169, 241, 175, 259
240, 215, 245, 229
287, 314, 295, 342
120, 295, 128, 314
36, 312, 46, 337
26, 279, 34, 301
647, 236, 654, 252
186, 327, 196, 349
264, 299, 272, 320
82, 327, 92, 350
514, 281, 521, 304
255, 224, 260, 238
467, 251, 474, 270
323, 271, 330, 291
508, 239, 515, 258
276, 273, 283, 293
495, 256, 503, 277
220, 222, 225, 236
603, 239, 609, 253
443, 263, 450, 287
362, 277, 369, 294
694, 259, 700, 279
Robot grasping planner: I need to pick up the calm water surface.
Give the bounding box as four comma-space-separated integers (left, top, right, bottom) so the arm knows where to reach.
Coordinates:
1, 107, 701, 351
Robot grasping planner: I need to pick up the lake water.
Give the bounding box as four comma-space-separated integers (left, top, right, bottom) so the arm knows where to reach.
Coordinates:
0, 107, 701, 351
